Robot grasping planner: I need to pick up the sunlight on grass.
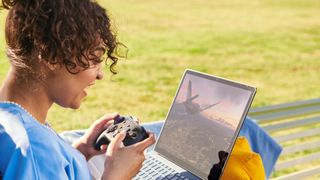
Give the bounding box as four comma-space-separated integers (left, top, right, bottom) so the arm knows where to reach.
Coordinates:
0, 0, 319, 132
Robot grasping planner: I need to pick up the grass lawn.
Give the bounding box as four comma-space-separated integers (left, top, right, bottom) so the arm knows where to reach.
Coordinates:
0, 0, 319, 132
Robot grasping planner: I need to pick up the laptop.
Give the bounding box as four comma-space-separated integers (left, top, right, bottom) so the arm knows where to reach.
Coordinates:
88, 69, 256, 180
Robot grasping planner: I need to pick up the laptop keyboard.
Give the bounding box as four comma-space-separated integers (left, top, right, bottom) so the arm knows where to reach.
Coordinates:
133, 154, 191, 180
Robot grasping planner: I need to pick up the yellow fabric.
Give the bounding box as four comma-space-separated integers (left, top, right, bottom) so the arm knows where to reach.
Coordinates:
221, 136, 265, 180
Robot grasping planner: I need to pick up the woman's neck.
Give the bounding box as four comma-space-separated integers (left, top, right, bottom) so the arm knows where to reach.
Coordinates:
0, 68, 52, 124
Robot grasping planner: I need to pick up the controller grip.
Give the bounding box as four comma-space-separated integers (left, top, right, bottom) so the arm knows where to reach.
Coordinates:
94, 134, 111, 150
123, 126, 149, 146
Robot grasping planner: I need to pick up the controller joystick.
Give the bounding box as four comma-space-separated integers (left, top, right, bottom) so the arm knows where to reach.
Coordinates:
94, 115, 148, 150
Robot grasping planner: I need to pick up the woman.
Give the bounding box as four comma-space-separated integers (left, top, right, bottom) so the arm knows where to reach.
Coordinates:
0, 0, 155, 179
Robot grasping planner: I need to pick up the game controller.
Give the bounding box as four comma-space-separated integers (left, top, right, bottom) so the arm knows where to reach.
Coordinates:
94, 115, 149, 150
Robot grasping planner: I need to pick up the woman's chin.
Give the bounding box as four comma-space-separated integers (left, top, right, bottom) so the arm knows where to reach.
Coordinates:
59, 101, 81, 109
70, 98, 84, 109
61, 93, 86, 109
70, 102, 81, 109
62, 98, 83, 109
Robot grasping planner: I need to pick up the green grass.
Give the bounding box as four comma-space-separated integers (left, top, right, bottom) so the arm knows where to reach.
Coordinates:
0, 0, 320, 132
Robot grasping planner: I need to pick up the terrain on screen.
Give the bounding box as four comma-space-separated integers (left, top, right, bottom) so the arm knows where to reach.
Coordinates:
157, 73, 251, 175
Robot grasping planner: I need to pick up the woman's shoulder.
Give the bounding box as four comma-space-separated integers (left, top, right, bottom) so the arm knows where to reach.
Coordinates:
0, 104, 36, 178
0, 102, 46, 151
0, 103, 91, 179
0, 102, 80, 159
0, 104, 29, 151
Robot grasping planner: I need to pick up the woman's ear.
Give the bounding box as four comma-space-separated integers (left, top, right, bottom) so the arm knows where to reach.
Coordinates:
38, 54, 58, 71
46, 62, 58, 71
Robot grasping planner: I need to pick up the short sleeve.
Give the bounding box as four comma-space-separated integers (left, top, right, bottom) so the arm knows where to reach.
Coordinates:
0, 124, 39, 179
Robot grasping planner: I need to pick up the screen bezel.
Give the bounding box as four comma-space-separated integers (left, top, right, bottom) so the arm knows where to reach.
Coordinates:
154, 69, 257, 179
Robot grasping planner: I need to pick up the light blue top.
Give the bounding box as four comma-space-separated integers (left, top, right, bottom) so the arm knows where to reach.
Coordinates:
0, 102, 91, 180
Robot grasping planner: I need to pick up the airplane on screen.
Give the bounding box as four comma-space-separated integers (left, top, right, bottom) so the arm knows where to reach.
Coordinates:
181, 80, 220, 115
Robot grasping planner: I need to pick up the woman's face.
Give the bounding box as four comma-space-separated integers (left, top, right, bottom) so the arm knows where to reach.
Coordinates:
45, 49, 105, 109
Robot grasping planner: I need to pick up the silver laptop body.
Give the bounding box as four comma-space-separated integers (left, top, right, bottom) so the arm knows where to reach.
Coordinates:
134, 69, 256, 180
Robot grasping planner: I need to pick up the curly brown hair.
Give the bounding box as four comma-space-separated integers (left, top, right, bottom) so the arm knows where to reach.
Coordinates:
2, 0, 123, 74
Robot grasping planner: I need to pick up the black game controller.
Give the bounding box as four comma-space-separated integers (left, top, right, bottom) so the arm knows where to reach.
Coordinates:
94, 115, 149, 150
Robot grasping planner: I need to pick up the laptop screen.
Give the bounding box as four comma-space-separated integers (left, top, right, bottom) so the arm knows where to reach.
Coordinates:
155, 69, 256, 179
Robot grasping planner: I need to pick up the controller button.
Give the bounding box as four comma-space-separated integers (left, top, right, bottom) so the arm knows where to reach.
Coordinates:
115, 116, 125, 123
110, 125, 118, 132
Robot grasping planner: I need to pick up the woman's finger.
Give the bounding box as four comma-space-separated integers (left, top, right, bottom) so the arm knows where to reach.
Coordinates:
134, 132, 155, 152
106, 131, 126, 155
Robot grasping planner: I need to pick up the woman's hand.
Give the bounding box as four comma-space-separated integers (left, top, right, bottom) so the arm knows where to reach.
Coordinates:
72, 112, 119, 160
101, 131, 156, 180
